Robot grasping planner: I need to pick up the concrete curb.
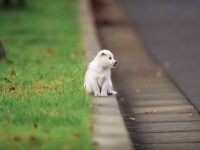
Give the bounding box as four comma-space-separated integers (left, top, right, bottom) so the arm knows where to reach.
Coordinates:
79, 0, 100, 64
79, 0, 133, 149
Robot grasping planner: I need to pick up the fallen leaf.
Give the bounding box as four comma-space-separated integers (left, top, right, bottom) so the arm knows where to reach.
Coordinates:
139, 72, 146, 78
9, 87, 16, 91
129, 117, 136, 121
34, 124, 38, 128
4, 78, 12, 83
189, 113, 193, 116
74, 133, 80, 138
155, 71, 162, 78
134, 88, 141, 94
145, 109, 157, 114
92, 140, 98, 145
8, 60, 13, 64
70, 52, 76, 59
151, 109, 157, 113
29, 136, 36, 141
10, 68, 16, 76
119, 97, 125, 101
45, 48, 53, 56
13, 137, 21, 142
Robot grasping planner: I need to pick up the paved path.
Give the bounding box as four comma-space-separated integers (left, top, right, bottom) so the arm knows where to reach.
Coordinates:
121, 0, 200, 112
93, 0, 200, 149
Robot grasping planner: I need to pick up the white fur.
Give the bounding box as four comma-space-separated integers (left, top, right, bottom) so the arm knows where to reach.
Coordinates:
84, 49, 117, 97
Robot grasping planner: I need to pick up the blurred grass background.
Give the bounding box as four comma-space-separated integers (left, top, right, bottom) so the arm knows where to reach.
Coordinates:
0, 0, 93, 149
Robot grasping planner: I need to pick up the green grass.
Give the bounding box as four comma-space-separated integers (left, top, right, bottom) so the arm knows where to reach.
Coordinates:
0, 0, 93, 149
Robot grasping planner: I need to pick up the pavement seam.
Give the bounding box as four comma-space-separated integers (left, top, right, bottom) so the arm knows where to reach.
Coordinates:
79, 0, 133, 149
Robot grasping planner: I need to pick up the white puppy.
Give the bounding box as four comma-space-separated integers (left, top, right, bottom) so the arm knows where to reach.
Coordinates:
84, 49, 117, 97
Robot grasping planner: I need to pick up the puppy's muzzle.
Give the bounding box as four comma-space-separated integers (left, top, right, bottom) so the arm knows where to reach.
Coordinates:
114, 61, 117, 66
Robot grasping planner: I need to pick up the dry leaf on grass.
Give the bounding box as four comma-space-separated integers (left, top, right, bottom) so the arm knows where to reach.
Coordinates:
34, 124, 38, 128
74, 133, 80, 138
10, 68, 16, 76
70, 52, 77, 59
13, 137, 21, 142
9, 87, 16, 91
4, 78, 12, 83
29, 136, 36, 142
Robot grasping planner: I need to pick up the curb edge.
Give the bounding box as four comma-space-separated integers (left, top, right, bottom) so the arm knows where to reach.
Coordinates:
79, 0, 133, 149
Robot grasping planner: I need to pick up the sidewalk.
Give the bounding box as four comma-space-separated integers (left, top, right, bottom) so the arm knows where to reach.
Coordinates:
80, 0, 200, 149
94, 0, 200, 149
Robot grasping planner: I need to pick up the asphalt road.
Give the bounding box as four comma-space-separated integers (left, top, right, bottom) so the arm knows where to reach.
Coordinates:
120, 0, 200, 112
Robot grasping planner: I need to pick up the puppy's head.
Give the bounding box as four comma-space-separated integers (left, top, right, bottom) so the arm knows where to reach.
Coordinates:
97, 49, 117, 68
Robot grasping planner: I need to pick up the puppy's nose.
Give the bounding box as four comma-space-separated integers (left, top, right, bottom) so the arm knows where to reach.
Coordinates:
114, 61, 117, 66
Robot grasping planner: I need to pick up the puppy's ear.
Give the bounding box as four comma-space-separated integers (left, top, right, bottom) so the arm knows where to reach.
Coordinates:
101, 52, 106, 56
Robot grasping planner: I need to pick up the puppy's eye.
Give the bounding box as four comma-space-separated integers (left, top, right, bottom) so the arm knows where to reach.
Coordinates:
109, 57, 112, 60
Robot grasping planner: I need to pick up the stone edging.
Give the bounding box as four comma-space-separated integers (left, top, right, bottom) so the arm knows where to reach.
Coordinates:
79, 0, 133, 149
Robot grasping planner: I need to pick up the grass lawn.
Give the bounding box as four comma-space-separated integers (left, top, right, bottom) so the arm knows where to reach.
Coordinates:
0, 0, 93, 149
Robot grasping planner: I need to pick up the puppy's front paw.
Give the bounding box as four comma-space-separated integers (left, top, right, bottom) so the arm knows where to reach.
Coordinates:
100, 92, 108, 97
108, 91, 117, 95
94, 92, 101, 97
